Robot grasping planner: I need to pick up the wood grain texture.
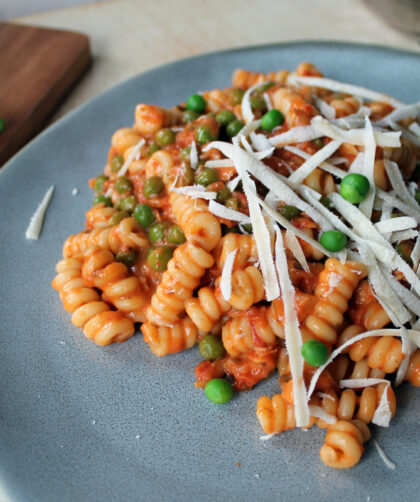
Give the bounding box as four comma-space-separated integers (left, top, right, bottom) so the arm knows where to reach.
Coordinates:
0, 22, 91, 165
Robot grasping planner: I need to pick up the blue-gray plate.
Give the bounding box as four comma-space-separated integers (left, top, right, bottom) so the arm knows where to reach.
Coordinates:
0, 42, 419, 502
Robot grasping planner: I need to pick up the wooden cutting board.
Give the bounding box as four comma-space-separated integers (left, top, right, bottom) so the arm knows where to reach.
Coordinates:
0, 22, 91, 166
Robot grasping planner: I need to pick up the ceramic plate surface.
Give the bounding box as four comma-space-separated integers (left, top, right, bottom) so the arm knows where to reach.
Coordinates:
0, 42, 419, 502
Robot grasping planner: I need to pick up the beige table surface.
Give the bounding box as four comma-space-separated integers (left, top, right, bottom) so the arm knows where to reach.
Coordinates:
14, 0, 420, 121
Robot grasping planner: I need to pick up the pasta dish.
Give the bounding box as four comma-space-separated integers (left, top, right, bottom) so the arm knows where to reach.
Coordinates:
52, 62, 420, 469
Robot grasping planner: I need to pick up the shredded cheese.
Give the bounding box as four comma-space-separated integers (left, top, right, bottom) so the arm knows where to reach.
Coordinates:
339, 378, 389, 388
269, 125, 319, 146
308, 405, 336, 424
287, 75, 403, 108
374, 216, 417, 234
189, 141, 198, 170
384, 160, 420, 213
220, 249, 237, 301
241, 83, 263, 124
372, 381, 392, 427
275, 227, 310, 427
285, 229, 310, 272
25, 186, 55, 240
117, 138, 145, 177
288, 140, 342, 184
358, 117, 376, 218
204, 159, 234, 168
208, 200, 251, 223
314, 97, 336, 120
373, 440, 396, 470
311, 116, 401, 148
170, 185, 217, 200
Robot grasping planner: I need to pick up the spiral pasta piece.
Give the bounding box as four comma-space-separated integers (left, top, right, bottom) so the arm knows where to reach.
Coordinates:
185, 283, 230, 333
406, 350, 420, 387
134, 104, 182, 135
228, 266, 264, 310
320, 420, 370, 469
268, 291, 318, 339
349, 280, 391, 330
303, 168, 337, 196
141, 318, 198, 356
82, 246, 149, 322
256, 394, 296, 434
216, 233, 258, 269
52, 256, 134, 345
326, 96, 360, 118
271, 87, 317, 127
257, 393, 317, 434
169, 192, 221, 251
85, 204, 118, 230
108, 217, 149, 254
222, 312, 277, 358
314, 383, 396, 428
145, 150, 174, 186
232, 69, 289, 89
302, 259, 367, 345
111, 128, 143, 157
201, 89, 231, 113
146, 242, 214, 326
63, 228, 111, 258
384, 137, 418, 177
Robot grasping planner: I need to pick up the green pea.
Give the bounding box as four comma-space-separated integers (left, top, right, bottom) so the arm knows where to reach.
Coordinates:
147, 246, 174, 271
320, 230, 347, 252
340, 173, 370, 204
115, 176, 132, 194
229, 88, 244, 106
222, 224, 240, 235
167, 225, 186, 244
320, 196, 332, 209
216, 110, 236, 126
261, 109, 284, 131
186, 94, 206, 113
144, 176, 164, 198
184, 110, 200, 123
110, 154, 124, 173
0, 117, 4, 132
415, 189, 420, 205
199, 335, 225, 360
255, 81, 275, 94
147, 142, 161, 156
241, 223, 253, 234
109, 210, 129, 226
117, 195, 138, 212
92, 195, 112, 207
396, 242, 413, 265
183, 164, 195, 185
155, 128, 175, 147
280, 205, 301, 221
216, 186, 231, 203
115, 249, 137, 267
301, 339, 329, 366
133, 204, 156, 227
205, 378, 234, 404
250, 95, 266, 111
179, 146, 191, 162
94, 175, 108, 193
312, 138, 324, 149
148, 222, 168, 243
225, 197, 240, 211
196, 125, 216, 144
226, 119, 244, 137
196, 167, 218, 186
